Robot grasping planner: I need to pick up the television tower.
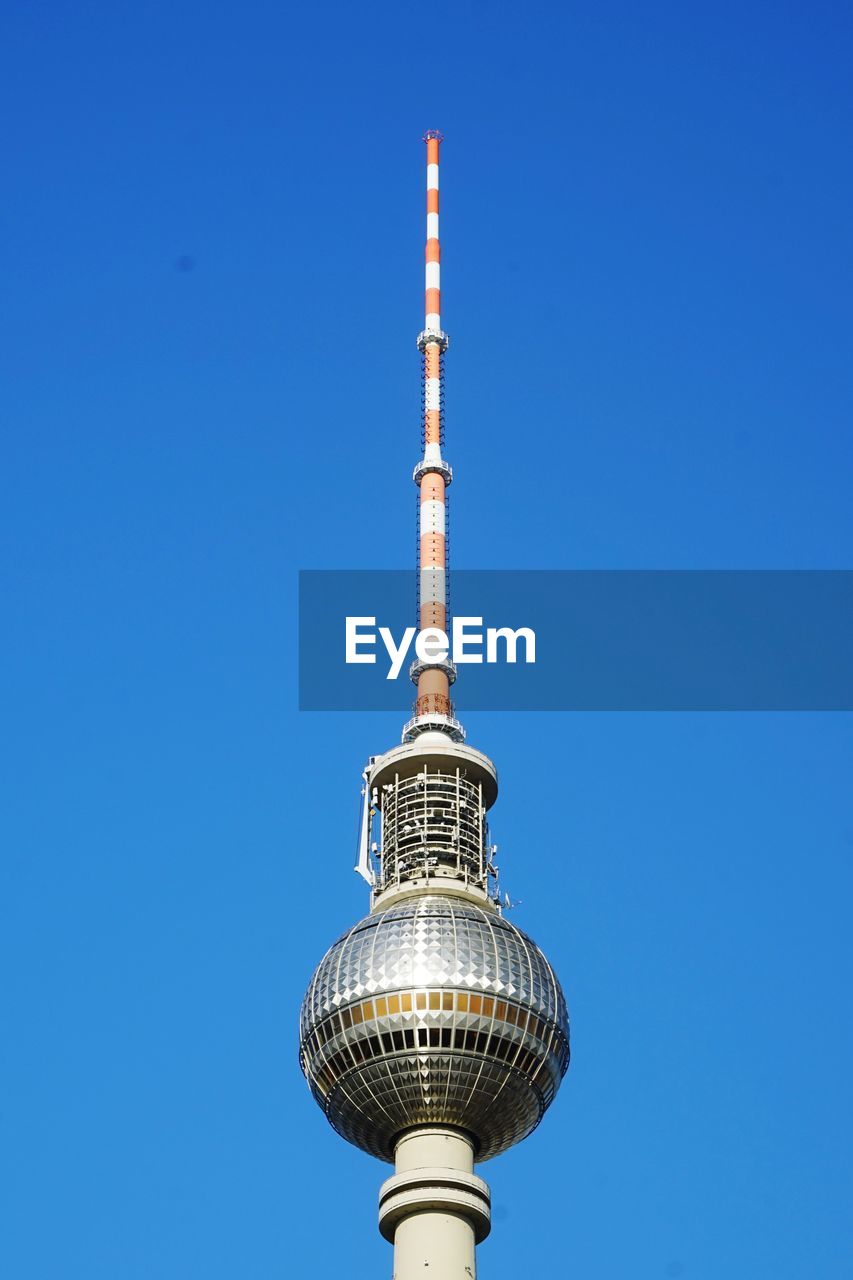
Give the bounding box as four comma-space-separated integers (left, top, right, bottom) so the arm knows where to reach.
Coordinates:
299, 134, 570, 1279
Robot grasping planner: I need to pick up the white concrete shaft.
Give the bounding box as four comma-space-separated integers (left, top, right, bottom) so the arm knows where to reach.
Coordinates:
379, 1128, 490, 1280
396, 1127, 472, 1174
393, 1206, 475, 1280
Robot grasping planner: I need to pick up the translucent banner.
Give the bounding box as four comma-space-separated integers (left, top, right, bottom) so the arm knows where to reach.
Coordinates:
298, 570, 853, 711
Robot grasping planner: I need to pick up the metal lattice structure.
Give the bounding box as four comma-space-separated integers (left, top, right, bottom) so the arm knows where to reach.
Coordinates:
376, 766, 494, 894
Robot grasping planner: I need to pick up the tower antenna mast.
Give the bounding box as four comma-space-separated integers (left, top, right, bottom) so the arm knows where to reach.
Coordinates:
408, 129, 460, 742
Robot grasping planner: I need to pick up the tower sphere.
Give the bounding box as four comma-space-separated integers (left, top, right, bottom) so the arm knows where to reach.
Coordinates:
299, 894, 570, 1162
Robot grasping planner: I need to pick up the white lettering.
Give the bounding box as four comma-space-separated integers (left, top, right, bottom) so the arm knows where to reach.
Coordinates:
486, 626, 536, 664
346, 617, 536, 676
346, 617, 376, 664
415, 627, 449, 663
378, 626, 417, 681
453, 617, 484, 664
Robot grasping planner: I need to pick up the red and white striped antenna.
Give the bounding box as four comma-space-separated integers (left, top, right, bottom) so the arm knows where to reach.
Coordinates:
405, 131, 462, 744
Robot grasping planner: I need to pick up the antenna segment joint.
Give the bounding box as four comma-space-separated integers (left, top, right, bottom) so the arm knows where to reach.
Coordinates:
409, 656, 458, 686
417, 328, 449, 353
413, 458, 453, 486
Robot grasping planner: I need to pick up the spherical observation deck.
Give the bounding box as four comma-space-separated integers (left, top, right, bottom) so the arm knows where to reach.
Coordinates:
299, 895, 569, 1163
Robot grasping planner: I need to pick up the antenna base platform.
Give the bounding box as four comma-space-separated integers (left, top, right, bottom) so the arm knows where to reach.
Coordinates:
413, 458, 453, 486
409, 656, 457, 686
417, 328, 449, 353
402, 713, 466, 744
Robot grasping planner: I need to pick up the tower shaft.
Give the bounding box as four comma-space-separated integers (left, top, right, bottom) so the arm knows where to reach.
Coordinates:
379, 1128, 490, 1280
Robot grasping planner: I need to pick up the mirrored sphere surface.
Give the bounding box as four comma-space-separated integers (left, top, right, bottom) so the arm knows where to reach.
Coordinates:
300, 895, 570, 1162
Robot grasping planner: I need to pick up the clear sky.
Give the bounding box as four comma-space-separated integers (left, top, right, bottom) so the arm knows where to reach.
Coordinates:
3, 2, 853, 1277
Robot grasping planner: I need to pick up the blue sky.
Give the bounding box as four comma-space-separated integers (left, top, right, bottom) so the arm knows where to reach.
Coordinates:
2, 1, 853, 1277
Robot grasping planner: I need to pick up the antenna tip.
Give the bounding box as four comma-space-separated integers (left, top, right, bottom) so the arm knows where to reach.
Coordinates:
423, 129, 444, 143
